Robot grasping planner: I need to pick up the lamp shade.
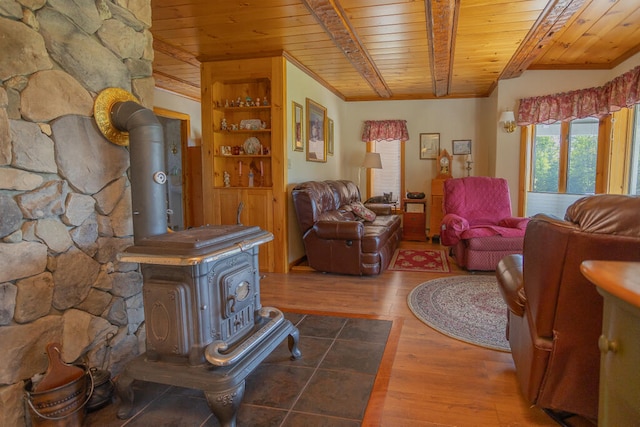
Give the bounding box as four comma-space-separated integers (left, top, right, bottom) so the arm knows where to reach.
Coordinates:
361, 152, 382, 169
500, 111, 515, 123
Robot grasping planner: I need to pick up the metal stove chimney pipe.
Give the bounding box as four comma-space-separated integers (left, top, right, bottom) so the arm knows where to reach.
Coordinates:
110, 101, 168, 243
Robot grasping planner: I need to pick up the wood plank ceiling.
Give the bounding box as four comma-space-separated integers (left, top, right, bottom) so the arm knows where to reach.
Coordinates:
150, 0, 640, 102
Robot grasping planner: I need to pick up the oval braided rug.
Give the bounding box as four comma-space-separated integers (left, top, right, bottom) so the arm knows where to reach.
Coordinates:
407, 275, 510, 352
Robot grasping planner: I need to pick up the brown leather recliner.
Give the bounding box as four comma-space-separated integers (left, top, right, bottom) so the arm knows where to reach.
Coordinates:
292, 180, 402, 275
496, 194, 640, 422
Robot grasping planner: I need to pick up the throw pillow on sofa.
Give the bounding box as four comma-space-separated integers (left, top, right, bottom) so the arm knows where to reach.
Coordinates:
350, 201, 377, 222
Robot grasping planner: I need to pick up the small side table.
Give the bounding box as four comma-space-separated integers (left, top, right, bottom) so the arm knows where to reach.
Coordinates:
580, 260, 640, 426
402, 198, 426, 241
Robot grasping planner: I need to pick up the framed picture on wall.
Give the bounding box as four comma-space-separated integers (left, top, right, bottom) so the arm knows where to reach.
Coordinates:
306, 98, 327, 162
452, 139, 472, 155
292, 102, 303, 152
327, 118, 334, 155
419, 133, 440, 159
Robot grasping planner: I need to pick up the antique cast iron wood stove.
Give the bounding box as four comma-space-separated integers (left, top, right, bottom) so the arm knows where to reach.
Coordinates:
94, 89, 301, 427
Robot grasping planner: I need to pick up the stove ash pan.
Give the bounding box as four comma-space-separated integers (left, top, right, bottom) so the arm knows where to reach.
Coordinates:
119, 225, 275, 366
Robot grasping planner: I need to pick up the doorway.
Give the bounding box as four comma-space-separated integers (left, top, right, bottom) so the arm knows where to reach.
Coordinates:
154, 108, 203, 230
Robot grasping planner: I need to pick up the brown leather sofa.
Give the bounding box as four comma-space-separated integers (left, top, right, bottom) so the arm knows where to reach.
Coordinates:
292, 180, 402, 275
496, 194, 640, 422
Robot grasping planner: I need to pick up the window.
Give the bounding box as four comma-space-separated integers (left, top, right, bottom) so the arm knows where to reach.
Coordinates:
531, 118, 599, 195
532, 123, 560, 192
369, 140, 403, 202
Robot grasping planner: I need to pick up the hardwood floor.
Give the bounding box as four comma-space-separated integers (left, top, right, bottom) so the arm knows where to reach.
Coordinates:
261, 241, 567, 427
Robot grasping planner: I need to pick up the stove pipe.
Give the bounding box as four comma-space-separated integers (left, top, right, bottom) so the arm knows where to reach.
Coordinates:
110, 101, 167, 243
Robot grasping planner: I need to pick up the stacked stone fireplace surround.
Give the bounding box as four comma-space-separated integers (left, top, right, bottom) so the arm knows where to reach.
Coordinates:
0, 1, 155, 424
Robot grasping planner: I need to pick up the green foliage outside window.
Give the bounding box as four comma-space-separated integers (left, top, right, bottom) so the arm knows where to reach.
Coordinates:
567, 134, 597, 194
532, 118, 598, 194
533, 135, 559, 192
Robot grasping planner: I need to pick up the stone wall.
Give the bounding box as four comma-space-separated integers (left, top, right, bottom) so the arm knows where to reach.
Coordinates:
0, 0, 153, 425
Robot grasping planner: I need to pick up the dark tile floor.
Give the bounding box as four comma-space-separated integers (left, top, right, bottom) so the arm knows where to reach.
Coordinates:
85, 312, 392, 427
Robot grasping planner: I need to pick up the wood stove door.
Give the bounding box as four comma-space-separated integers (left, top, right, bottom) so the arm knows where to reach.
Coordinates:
219, 264, 256, 342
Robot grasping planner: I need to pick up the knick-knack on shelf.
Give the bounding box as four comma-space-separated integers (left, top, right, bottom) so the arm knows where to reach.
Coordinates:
221, 117, 227, 130
223, 171, 230, 187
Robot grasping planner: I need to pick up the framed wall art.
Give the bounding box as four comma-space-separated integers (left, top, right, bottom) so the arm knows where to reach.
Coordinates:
306, 98, 327, 162
327, 118, 334, 155
419, 133, 440, 160
292, 101, 303, 152
452, 139, 472, 155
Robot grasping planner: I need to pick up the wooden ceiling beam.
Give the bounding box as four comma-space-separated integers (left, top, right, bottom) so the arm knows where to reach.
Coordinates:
153, 71, 201, 101
301, 0, 391, 98
425, 0, 460, 97
500, 0, 586, 80
153, 38, 201, 69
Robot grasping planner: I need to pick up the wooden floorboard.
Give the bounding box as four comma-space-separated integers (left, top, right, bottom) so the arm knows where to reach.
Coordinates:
260, 240, 586, 426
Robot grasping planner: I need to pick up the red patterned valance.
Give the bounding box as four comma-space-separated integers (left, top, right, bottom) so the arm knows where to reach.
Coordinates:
361, 120, 409, 142
517, 65, 640, 125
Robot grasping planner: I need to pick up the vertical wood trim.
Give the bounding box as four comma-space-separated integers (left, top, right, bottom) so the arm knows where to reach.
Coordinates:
271, 56, 288, 273
400, 140, 406, 202
366, 141, 374, 199
595, 116, 611, 194
518, 126, 529, 217
558, 121, 569, 193
608, 108, 632, 194
200, 63, 215, 223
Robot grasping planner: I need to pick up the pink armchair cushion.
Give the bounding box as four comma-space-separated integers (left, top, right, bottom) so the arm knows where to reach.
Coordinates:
444, 177, 513, 221
498, 217, 530, 229
461, 225, 528, 239
441, 177, 529, 247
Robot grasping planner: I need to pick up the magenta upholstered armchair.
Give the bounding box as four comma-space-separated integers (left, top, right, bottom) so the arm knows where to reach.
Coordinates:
440, 177, 529, 271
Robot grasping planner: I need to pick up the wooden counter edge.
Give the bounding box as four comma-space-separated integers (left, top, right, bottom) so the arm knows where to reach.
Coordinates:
580, 260, 640, 308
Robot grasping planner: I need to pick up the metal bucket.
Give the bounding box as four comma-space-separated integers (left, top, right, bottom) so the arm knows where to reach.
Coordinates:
25, 368, 93, 427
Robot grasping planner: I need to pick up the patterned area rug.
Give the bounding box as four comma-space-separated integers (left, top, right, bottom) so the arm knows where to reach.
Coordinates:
407, 275, 510, 352
389, 249, 451, 273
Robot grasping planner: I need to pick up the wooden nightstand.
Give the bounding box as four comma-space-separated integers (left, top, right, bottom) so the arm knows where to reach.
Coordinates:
402, 199, 426, 241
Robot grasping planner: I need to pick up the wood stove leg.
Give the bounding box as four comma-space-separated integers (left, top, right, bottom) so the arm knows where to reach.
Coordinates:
288, 327, 302, 360
115, 372, 135, 419
204, 381, 245, 427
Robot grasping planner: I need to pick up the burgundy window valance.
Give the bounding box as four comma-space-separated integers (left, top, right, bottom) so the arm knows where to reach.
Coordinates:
517, 65, 640, 125
361, 120, 409, 142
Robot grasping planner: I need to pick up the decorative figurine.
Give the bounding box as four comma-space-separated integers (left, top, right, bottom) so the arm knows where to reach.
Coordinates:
248, 170, 254, 187
262, 98, 269, 106
221, 117, 227, 130
225, 99, 229, 107
223, 171, 230, 187
256, 97, 261, 106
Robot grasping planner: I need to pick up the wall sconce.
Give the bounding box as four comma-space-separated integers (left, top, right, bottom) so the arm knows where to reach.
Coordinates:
499, 111, 516, 133
358, 152, 382, 188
